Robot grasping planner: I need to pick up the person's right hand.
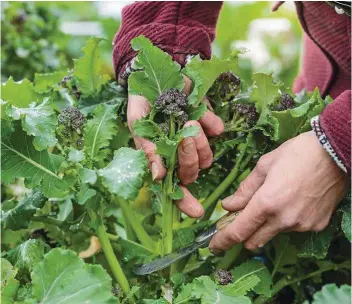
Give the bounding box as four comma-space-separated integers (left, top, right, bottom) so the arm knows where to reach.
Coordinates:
127, 76, 224, 218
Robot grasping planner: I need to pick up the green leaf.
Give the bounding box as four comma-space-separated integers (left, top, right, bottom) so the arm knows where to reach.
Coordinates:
1, 126, 75, 198
309, 284, 351, 304
183, 55, 238, 106
294, 216, 338, 259
77, 184, 97, 205
7, 239, 47, 272
133, 119, 162, 138
68, 148, 85, 163
185, 276, 251, 304
31, 248, 115, 304
1, 77, 39, 107
1, 258, 19, 304
128, 36, 184, 103
98, 147, 148, 200
1, 189, 46, 230
339, 201, 351, 242
270, 88, 326, 142
271, 234, 297, 275
79, 167, 97, 185
119, 238, 155, 263
84, 103, 117, 161
34, 71, 67, 93
220, 275, 260, 296
231, 260, 272, 297
73, 37, 110, 96
8, 98, 58, 151
177, 125, 200, 139
169, 185, 184, 200
156, 139, 178, 162
187, 103, 207, 120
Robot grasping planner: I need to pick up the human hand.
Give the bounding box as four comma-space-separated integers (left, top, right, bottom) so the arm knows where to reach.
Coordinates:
127, 76, 224, 217
209, 131, 349, 252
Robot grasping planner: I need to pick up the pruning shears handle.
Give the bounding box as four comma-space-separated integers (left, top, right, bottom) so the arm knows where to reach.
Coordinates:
195, 211, 242, 243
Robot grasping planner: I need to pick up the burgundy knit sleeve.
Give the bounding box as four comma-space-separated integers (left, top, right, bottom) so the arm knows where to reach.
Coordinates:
113, 1, 222, 78
319, 90, 351, 174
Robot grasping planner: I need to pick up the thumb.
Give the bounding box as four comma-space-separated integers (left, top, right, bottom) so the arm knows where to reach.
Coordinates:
127, 95, 150, 132
222, 152, 275, 211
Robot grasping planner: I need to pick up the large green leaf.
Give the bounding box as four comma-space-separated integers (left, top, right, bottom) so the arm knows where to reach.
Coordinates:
231, 260, 272, 297
128, 36, 184, 103
1, 126, 74, 198
98, 147, 148, 200
31, 248, 115, 304
221, 275, 260, 297
73, 37, 110, 96
294, 216, 338, 259
1, 189, 46, 230
8, 98, 58, 151
175, 276, 251, 304
1, 259, 19, 304
84, 103, 117, 161
183, 55, 238, 106
34, 71, 67, 93
1, 77, 39, 108
271, 234, 297, 275
306, 284, 351, 304
7, 239, 47, 272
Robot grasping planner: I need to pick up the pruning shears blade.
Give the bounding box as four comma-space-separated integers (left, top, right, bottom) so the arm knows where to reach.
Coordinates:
132, 211, 241, 276
132, 238, 210, 276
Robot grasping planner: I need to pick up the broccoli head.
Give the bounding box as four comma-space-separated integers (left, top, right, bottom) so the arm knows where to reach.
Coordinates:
208, 71, 241, 103
214, 269, 233, 285
233, 103, 259, 129
155, 88, 189, 125
58, 107, 86, 131
272, 93, 295, 111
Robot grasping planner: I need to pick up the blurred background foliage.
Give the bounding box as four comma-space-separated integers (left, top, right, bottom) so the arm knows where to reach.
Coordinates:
1, 1, 302, 86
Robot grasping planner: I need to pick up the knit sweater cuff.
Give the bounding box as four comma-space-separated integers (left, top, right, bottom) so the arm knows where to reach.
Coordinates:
311, 115, 347, 173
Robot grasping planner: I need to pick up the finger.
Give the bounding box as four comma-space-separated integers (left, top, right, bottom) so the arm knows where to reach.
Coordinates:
134, 137, 166, 180
243, 221, 281, 251
174, 186, 204, 218
127, 95, 150, 132
209, 192, 267, 251
178, 137, 199, 185
183, 75, 193, 95
184, 121, 213, 169
222, 152, 274, 211
199, 110, 224, 137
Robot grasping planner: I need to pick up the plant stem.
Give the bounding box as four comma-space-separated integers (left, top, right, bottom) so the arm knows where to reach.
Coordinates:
254, 261, 351, 304
161, 117, 177, 257
180, 143, 250, 228
216, 244, 243, 270
96, 224, 131, 296
114, 197, 156, 253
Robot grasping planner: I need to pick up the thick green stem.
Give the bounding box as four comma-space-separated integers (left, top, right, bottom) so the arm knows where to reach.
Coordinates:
180, 144, 250, 228
97, 224, 131, 296
162, 116, 176, 256
114, 197, 156, 252
216, 244, 243, 270
254, 261, 351, 304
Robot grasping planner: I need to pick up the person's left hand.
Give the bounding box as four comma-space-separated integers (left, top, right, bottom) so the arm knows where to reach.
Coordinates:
209, 131, 349, 253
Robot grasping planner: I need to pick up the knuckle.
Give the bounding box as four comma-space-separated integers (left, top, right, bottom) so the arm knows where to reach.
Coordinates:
141, 143, 155, 158
296, 222, 312, 232
280, 216, 299, 229
312, 221, 329, 232
260, 196, 278, 215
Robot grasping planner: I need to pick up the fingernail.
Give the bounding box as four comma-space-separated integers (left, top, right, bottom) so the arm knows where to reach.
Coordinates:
209, 248, 225, 257
183, 138, 194, 154
222, 195, 234, 207
151, 162, 158, 180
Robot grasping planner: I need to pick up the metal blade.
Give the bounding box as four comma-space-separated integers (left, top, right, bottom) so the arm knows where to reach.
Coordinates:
132, 238, 210, 275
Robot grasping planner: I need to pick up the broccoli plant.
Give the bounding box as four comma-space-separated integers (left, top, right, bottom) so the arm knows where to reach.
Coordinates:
1, 35, 351, 304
